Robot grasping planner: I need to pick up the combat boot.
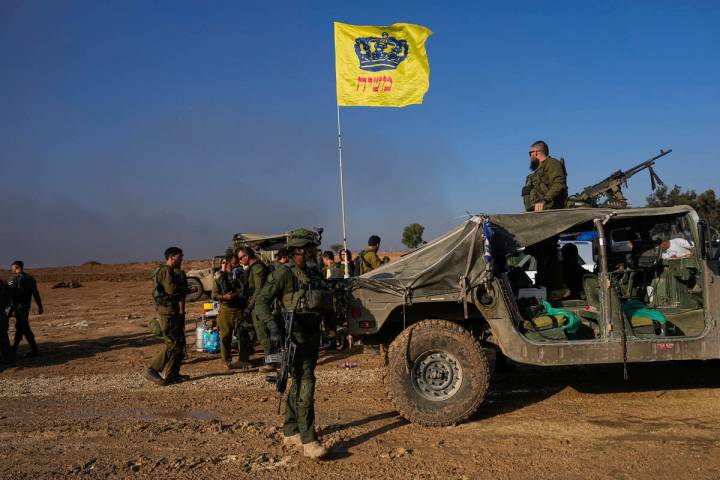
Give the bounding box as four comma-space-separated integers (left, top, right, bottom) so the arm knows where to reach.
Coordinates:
303, 441, 328, 460
228, 361, 252, 371
143, 367, 165, 386
282, 433, 302, 448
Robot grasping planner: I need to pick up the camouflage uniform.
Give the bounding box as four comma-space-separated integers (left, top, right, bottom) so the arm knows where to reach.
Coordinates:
0, 281, 11, 361
8, 271, 42, 356
522, 156, 569, 295
246, 261, 270, 354
359, 249, 383, 275
522, 156, 568, 211
212, 270, 245, 364
255, 252, 330, 445
150, 265, 188, 379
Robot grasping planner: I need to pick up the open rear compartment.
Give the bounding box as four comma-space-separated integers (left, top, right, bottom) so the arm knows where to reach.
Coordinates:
497, 208, 706, 343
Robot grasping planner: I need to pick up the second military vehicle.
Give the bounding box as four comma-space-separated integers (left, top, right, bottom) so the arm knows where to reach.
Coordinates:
185, 229, 323, 302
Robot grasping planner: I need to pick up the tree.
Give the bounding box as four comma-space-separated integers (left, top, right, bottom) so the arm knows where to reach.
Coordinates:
646, 185, 720, 229
402, 223, 425, 249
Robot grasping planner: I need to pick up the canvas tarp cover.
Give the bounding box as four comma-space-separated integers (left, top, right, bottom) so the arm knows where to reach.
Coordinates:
352, 205, 694, 301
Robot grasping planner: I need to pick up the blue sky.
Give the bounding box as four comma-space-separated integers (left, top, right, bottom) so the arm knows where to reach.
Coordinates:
1, 0, 718, 266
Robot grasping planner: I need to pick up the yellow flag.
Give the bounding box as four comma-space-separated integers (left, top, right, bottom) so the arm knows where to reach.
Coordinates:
334, 22, 432, 107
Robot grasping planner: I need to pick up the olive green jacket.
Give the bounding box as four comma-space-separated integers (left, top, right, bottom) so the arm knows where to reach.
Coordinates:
522, 156, 568, 211
154, 265, 188, 315
255, 258, 323, 335
360, 249, 383, 274
212, 271, 244, 312
7, 272, 42, 310
246, 261, 269, 311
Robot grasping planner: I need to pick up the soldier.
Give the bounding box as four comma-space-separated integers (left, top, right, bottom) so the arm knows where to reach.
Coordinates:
239, 247, 272, 371
321, 251, 343, 279
8, 261, 43, 358
254, 230, 330, 460
338, 249, 355, 277
521, 140, 570, 299
522, 140, 568, 212
274, 248, 290, 267
212, 256, 248, 370
0, 278, 12, 362
144, 247, 190, 386
358, 235, 388, 275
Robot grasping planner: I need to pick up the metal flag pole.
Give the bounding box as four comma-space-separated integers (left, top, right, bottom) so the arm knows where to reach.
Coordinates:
337, 105, 350, 278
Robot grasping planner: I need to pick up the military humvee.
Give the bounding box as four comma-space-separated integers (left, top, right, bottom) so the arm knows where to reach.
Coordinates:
185, 229, 323, 302
347, 205, 719, 426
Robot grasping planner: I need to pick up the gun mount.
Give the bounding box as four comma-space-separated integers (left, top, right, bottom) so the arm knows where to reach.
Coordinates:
567, 149, 671, 208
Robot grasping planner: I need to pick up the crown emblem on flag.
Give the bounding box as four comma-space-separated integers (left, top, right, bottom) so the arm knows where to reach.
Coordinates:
354, 32, 409, 72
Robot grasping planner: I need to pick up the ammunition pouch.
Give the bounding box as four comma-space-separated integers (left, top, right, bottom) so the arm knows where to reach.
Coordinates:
303, 288, 333, 314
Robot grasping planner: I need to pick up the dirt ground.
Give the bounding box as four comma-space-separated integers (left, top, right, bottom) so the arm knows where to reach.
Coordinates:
2, 263, 720, 479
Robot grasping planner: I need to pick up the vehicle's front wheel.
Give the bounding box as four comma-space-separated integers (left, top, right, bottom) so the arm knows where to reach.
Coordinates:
384, 319, 489, 426
185, 277, 204, 302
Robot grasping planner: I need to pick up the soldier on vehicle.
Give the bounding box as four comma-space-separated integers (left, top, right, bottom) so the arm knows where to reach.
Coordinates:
254, 230, 330, 460
238, 247, 272, 371
8, 261, 43, 358
212, 256, 248, 370
0, 278, 12, 363
522, 140, 568, 212
358, 235, 388, 275
560, 243, 587, 299
521, 141, 570, 299
144, 247, 190, 386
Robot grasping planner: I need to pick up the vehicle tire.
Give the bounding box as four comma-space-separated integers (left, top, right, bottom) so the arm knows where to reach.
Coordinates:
384, 319, 490, 427
185, 277, 204, 302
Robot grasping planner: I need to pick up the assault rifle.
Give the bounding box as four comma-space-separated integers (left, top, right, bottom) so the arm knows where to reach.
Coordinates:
567, 149, 671, 208
271, 310, 297, 414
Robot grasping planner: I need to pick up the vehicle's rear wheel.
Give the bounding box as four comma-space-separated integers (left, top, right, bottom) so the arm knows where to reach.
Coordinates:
384, 319, 490, 426
185, 277, 204, 302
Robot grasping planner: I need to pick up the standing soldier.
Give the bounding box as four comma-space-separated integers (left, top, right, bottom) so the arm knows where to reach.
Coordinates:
238, 247, 272, 371
358, 235, 388, 275
8, 261, 43, 358
522, 140, 568, 212
254, 230, 331, 460
144, 247, 189, 385
212, 256, 247, 370
0, 278, 12, 362
521, 140, 570, 299
274, 248, 290, 268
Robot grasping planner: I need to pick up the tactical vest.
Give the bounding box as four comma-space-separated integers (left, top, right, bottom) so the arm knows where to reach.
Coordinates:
522, 157, 568, 211
9, 273, 37, 307
279, 264, 332, 315
152, 265, 188, 311
215, 271, 246, 310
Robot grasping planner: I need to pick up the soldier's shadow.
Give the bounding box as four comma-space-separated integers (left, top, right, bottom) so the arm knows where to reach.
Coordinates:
470, 360, 720, 423
319, 411, 409, 460
2, 330, 160, 371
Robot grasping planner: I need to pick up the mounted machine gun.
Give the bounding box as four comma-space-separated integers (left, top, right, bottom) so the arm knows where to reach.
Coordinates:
567, 149, 671, 208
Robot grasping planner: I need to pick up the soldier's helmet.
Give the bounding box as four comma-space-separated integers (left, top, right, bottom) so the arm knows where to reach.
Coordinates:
287, 228, 322, 248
